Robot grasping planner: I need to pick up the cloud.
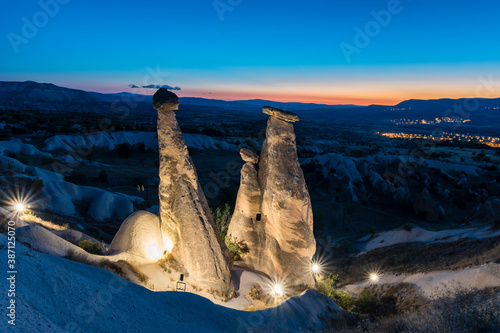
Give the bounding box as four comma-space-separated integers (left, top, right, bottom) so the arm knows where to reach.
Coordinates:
129, 84, 181, 91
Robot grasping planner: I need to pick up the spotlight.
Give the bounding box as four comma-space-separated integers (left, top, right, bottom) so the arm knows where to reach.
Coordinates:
369, 273, 379, 283
163, 237, 174, 253
272, 284, 284, 296
14, 202, 26, 213
310, 259, 325, 277
146, 242, 163, 260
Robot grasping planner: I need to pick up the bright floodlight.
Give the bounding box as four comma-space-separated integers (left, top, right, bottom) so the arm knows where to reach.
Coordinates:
146, 242, 163, 260
312, 263, 320, 274
273, 284, 284, 296
369, 273, 379, 282
15, 203, 26, 212
163, 237, 174, 253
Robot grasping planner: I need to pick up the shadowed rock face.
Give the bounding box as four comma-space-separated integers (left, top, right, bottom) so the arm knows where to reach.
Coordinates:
228, 108, 316, 287
467, 197, 500, 225
154, 88, 233, 294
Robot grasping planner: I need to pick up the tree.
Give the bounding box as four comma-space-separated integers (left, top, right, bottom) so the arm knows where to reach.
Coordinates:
114, 143, 134, 158
98, 170, 108, 183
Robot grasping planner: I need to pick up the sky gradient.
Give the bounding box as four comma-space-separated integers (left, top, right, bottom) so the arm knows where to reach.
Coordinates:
1, 0, 500, 105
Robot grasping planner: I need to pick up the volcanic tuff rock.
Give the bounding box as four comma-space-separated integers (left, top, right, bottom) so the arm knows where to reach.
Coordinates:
228, 107, 316, 287
413, 188, 443, 222
262, 106, 300, 122
226, 155, 263, 263
468, 197, 500, 226
154, 88, 233, 294
239, 148, 259, 164
109, 211, 164, 262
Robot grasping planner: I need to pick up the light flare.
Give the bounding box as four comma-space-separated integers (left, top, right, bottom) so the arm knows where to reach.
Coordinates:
14, 202, 26, 213
272, 284, 284, 296
369, 272, 380, 283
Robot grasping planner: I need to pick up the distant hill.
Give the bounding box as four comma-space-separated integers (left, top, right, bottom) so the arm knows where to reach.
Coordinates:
2, 81, 500, 120
234, 99, 360, 111
0, 81, 106, 112
394, 97, 500, 111
89, 93, 361, 112
89, 93, 356, 113
89, 91, 152, 103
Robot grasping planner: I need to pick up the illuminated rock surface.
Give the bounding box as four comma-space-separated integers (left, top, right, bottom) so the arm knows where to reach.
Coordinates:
229, 107, 316, 287
109, 211, 164, 261
155, 88, 233, 294
227, 149, 262, 263
262, 106, 300, 122
239, 147, 259, 164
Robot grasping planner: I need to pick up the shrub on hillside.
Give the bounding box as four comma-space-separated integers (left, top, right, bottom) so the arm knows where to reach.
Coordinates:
114, 143, 134, 158
98, 170, 108, 183
65, 170, 87, 185
212, 204, 231, 237
78, 239, 103, 255
316, 274, 354, 311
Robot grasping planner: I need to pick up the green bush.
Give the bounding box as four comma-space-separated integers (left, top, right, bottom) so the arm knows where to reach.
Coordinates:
401, 224, 413, 232
353, 291, 397, 319
395, 254, 409, 266
65, 170, 87, 185
212, 204, 232, 238
114, 143, 134, 158
31, 179, 44, 194
136, 142, 146, 153
78, 240, 103, 255
201, 126, 224, 137
339, 288, 500, 333
316, 274, 354, 310
73, 198, 93, 219
224, 237, 248, 261
248, 283, 266, 301
41, 157, 55, 165
211, 204, 248, 260
98, 170, 108, 183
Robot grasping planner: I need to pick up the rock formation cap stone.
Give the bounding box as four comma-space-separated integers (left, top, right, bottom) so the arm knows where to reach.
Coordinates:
240, 148, 259, 164
263, 106, 300, 122
153, 88, 179, 112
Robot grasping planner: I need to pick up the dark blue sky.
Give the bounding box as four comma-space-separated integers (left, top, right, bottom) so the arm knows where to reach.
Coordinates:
1, 0, 500, 104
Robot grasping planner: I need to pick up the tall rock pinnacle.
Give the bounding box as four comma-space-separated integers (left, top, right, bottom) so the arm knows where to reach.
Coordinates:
227, 148, 263, 265
228, 106, 316, 287
154, 88, 233, 294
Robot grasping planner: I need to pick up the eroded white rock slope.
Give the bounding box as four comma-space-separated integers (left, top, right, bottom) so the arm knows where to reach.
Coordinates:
0, 234, 339, 333
42, 132, 237, 152
0, 155, 142, 221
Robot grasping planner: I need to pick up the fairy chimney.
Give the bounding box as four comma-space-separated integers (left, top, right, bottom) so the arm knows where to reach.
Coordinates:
154, 88, 233, 294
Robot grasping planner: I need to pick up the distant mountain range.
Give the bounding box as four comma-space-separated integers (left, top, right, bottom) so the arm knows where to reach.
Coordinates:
88, 93, 360, 111
394, 97, 500, 111
0, 81, 106, 112
1, 81, 500, 117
